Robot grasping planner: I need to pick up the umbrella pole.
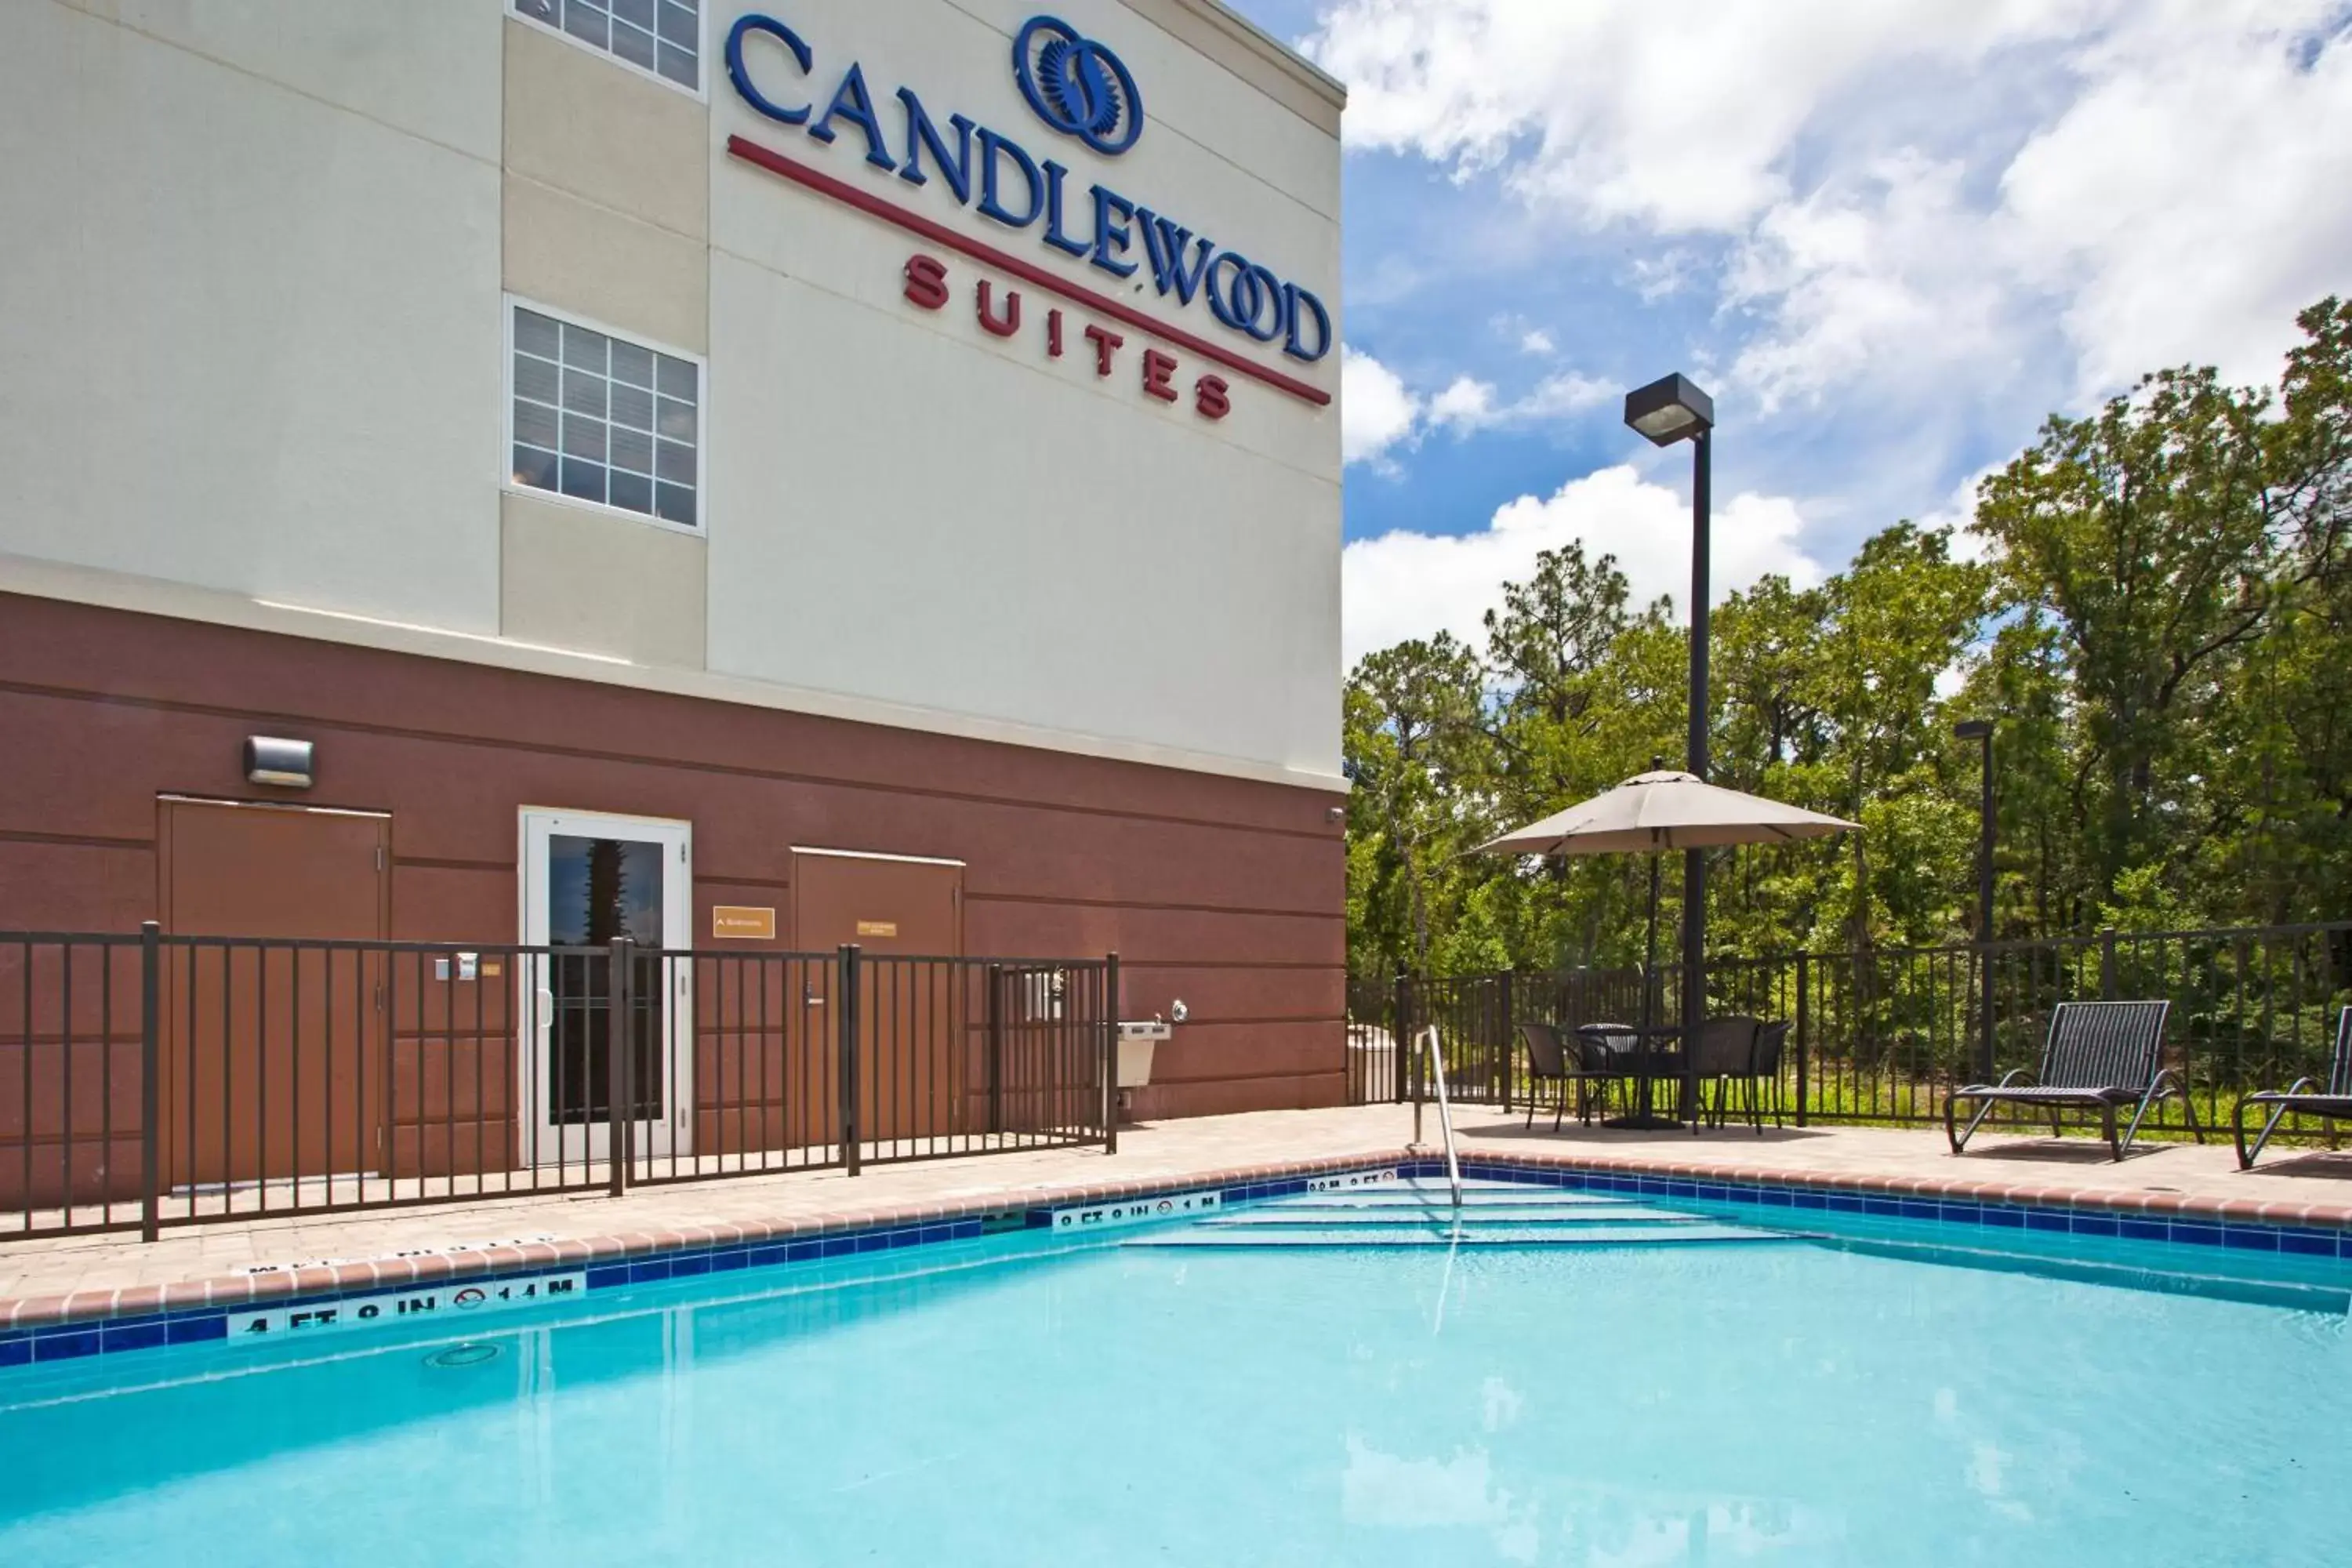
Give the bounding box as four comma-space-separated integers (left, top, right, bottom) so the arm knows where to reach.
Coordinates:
1605, 852, 1678, 1130
1641, 854, 1660, 1036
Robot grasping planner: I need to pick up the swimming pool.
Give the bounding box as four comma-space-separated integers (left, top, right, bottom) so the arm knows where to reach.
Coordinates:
2, 1175, 2347, 1566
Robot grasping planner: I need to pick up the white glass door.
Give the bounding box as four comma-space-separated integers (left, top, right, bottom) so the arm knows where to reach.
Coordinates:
521, 810, 691, 1167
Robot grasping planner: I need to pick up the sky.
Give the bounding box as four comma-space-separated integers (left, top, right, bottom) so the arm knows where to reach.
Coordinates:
1222, 0, 2352, 668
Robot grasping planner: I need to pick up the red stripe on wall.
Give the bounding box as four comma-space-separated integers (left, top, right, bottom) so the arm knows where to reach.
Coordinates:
724, 133, 1335, 410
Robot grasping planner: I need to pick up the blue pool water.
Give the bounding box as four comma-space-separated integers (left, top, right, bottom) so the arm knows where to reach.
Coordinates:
2, 1181, 2347, 1566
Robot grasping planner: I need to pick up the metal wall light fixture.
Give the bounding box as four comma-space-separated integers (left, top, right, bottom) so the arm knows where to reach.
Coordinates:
1624, 372, 1715, 1126
243, 736, 315, 789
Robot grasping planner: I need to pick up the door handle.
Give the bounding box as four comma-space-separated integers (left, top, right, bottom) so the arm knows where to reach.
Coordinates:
536, 987, 556, 1031
804, 992, 826, 1006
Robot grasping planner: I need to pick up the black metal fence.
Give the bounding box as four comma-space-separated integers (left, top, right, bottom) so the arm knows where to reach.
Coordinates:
1344, 976, 1400, 1105
1349, 923, 2352, 1140
2, 927, 1116, 1240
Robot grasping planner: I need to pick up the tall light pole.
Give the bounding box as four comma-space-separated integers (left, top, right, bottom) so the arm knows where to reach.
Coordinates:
1625, 373, 1715, 1126
1954, 718, 1996, 1078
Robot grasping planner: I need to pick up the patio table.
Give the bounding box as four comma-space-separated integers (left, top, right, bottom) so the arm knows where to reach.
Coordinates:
1577, 1023, 1688, 1130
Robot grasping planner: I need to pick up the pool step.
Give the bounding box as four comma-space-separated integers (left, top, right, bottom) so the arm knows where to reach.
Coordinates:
1129, 1222, 1771, 1250
1186, 1203, 1704, 1229
1127, 1178, 1780, 1250
1278, 1189, 1617, 1210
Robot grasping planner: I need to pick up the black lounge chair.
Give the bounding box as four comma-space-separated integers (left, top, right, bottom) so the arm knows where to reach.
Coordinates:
2234, 1007, 2352, 1170
1945, 1000, 2203, 1161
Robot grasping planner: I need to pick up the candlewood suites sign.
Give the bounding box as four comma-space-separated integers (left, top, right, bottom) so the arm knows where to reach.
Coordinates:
724, 10, 1333, 416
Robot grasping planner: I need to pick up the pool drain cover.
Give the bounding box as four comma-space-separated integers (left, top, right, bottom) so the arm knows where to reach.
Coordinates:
425, 1342, 502, 1369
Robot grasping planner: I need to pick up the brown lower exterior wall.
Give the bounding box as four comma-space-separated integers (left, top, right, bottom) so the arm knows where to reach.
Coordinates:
0, 592, 1346, 1200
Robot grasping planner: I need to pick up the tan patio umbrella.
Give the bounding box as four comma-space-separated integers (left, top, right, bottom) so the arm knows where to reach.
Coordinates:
1478, 770, 1857, 1126
1479, 769, 1858, 857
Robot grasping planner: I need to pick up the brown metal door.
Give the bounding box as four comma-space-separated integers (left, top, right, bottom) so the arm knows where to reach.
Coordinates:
793, 851, 961, 1147
158, 800, 390, 1190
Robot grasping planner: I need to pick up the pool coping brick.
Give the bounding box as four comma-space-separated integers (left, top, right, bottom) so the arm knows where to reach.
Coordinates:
4, 1142, 2350, 1354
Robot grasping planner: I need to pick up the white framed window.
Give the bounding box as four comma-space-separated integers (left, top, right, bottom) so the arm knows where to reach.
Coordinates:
506, 300, 704, 534
512, 0, 702, 96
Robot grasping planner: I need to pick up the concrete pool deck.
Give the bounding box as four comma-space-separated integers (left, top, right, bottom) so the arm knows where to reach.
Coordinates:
7, 1105, 2352, 1327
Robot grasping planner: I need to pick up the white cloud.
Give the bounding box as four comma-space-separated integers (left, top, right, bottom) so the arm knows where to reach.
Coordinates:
1345, 354, 1614, 465
1306, 1, 2352, 416
1628, 248, 1702, 302
1305, 0, 2105, 232
1519, 328, 1555, 356
1425, 375, 1497, 430
1341, 464, 1826, 666
1341, 347, 1423, 468
1426, 371, 1613, 436
1724, 151, 2014, 415
2000, 0, 2352, 394
1525, 372, 1615, 419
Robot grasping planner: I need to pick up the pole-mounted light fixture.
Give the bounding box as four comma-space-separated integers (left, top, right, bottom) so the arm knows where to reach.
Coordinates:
1623, 373, 1715, 448
1626, 372, 1715, 1130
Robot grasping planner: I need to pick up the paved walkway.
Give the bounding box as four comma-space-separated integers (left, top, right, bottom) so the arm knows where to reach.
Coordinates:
5, 1105, 2350, 1315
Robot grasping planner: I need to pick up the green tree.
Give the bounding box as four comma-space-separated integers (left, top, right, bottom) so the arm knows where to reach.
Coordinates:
1344, 635, 1491, 978
1975, 365, 2280, 911
1345, 296, 2352, 976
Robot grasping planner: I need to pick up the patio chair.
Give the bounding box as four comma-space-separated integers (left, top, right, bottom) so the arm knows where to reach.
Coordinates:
1575, 1021, 1640, 1063
1517, 1021, 1613, 1129
1945, 1000, 2202, 1161
1573, 1022, 1648, 1083
2234, 1007, 2352, 1170
1709, 1019, 1789, 1133
1690, 1015, 1762, 1132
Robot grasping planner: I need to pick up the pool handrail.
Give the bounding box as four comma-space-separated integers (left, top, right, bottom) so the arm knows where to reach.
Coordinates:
1421, 1025, 1463, 1210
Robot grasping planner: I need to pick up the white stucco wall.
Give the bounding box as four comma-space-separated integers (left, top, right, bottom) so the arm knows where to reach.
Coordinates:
705, 0, 1341, 777
0, 0, 506, 632
0, 0, 1342, 785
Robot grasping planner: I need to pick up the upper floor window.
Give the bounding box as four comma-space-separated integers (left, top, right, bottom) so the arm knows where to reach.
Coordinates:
513, 0, 701, 93
509, 303, 702, 532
